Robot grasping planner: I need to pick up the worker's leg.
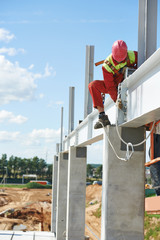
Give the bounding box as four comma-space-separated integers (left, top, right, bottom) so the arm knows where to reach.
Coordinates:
150, 162, 160, 196
88, 80, 110, 129
88, 80, 106, 110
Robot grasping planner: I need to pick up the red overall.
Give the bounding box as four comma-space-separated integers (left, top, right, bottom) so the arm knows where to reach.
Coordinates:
88, 51, 137, 108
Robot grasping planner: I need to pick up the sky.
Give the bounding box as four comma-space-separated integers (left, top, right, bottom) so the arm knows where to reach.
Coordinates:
0, 0, 159, 164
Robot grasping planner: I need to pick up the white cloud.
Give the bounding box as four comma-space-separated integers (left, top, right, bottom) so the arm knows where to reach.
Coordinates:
28, 128, 60, 144
0, 55, 39, 105
47, 100, 64, 108
0, 131, 20, 142
0, 110, 27, 124
39, 93, 44, 99
0, 55, 56, 105
0, 47, 25, 56
28, 64, 34, 70
43, 63, 56, 78
0, 28, 15, 42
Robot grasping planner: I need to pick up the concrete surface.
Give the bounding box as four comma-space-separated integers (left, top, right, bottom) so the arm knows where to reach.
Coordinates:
66, 146, 87, 240
56, 152, 68, 240
101, 126, 145, 240
51, 155, 58, 233
0, 231, 55, 240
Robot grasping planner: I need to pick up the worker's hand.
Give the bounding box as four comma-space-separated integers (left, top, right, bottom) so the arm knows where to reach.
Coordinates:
117, 98, 123, 110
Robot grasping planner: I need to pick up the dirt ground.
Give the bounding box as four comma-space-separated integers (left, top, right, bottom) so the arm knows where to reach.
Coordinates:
0, 187, 52, 231
0, 185, 101, 239
85, 185, 102, 240
0, 185, 102, 239
1, 185, 159, 240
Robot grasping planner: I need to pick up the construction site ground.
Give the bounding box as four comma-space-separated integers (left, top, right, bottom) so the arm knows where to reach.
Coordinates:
0, 185, 160, 240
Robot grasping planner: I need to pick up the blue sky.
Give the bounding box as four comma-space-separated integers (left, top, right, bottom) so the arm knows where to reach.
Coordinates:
0, 0, 159, 164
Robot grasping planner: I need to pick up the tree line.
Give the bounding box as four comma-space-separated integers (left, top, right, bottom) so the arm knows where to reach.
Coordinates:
0, 153, 102, 181
0, 154, 52, 179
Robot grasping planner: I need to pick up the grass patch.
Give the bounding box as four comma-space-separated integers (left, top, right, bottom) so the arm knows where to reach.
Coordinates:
144, 212, 160, 240
26, 182, 52, 189
0, 183, 52, 189
93, 204, 101, 218
0, 184, 26, 188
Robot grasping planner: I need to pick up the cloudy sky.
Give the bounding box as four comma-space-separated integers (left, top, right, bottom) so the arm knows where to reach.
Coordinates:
0, 0, 159, 164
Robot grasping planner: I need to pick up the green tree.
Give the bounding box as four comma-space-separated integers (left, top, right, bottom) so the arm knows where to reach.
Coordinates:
38, 158, 47, 177
0, 154, 7, 177
46, 164, 53, 179
95, 165, 102, 178
87, 164, 94, 178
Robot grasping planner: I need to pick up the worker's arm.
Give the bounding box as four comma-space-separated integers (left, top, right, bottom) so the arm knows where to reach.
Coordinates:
127, 51, 138, 69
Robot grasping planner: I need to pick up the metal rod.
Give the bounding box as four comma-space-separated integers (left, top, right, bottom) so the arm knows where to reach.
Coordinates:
60, 107, 63, 152
68, 87, 75, 134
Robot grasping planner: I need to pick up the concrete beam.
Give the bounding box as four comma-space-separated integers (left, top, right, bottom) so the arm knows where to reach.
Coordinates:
66, 146, 87, 240
56, 152, 68, 240
101, 126, 145, 240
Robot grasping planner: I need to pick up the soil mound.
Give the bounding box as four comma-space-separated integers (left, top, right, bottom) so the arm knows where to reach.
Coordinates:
86, 184, 102, 203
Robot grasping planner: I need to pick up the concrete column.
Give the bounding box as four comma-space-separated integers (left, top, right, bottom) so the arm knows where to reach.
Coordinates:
68, 87, 75, 134
60, 107, 64, 152
56, 152, 68, 240
138, 0, 157, 67
101, 126, 145, 240
51, 155, 58, 234
84, 45, 94, 118
66, 146, 87, 240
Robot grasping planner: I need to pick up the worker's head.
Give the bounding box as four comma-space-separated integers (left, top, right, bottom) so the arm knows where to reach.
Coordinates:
112, 40, 128, 62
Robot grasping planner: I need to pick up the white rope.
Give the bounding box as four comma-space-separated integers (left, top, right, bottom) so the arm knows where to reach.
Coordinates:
115, 95, 155, 161
99, 99, 155, 162
103, 126, 129, 161
115, 101, 155, 147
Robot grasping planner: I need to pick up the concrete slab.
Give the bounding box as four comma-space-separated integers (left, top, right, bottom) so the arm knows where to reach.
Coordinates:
0, 231, 55, 240
35, 231, 55, 239
0, 231, 14, 240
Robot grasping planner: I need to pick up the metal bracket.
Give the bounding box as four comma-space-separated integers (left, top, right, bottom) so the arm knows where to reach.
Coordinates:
117, 68, 135, 125
117, 83, 128, 125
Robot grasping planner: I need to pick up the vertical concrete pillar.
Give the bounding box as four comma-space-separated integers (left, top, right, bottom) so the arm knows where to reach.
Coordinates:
138, 0, 157, 67
101, 126, 145, 240
56, 152, 68, 240
68, 87, 75, 134
66, 146, 87, 240
84, 45, 94, 118
51, 155, 58, 234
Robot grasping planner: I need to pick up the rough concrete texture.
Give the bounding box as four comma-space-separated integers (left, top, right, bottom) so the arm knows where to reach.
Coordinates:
56, 152, 68, 240
101, 126, 145, 240
66, 146, 87, 240
51, 155, 58, 233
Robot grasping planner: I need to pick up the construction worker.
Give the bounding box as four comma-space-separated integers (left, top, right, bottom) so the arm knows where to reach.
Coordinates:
88, 40, 137, 129
149, 123, 160, 196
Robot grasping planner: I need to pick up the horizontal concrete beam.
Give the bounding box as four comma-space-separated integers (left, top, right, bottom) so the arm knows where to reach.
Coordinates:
63, 48, 160, 151
121, 48, 160, 127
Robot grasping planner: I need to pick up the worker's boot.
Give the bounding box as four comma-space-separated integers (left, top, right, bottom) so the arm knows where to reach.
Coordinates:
94, 113, 110, 129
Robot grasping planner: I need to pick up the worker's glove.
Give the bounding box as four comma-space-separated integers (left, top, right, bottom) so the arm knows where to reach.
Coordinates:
117, 98, 123, 110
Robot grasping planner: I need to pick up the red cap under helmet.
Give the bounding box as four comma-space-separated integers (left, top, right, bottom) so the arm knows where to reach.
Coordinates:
112, 40, 128, 62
